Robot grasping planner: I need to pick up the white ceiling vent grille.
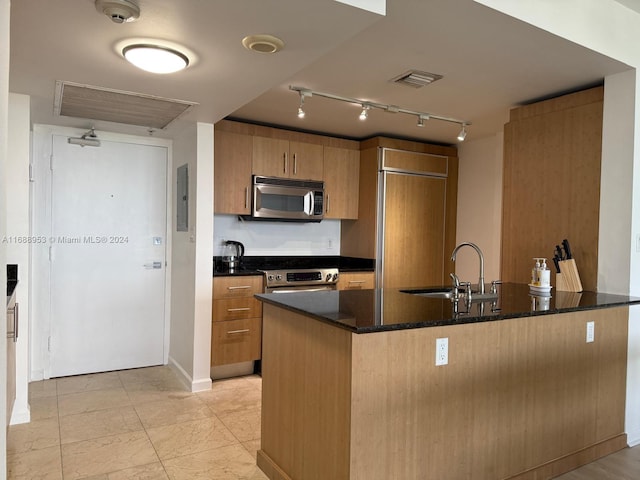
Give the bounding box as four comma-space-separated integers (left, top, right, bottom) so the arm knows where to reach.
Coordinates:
390, 70, 443, 88
54, 81, 197, 129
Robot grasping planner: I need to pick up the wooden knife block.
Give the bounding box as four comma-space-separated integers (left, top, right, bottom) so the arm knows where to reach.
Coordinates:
556, 259, 583, 292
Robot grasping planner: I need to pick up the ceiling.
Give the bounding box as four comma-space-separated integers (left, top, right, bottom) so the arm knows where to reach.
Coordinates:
9, 0, 635, 145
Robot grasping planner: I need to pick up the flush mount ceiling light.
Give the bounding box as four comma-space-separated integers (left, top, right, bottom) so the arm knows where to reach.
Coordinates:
242, 34, 285, 54
122, 44, 189, 74
289, 85, 471, 142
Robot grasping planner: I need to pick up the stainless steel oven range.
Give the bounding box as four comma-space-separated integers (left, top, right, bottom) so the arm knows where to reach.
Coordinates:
262, 267, 339, 293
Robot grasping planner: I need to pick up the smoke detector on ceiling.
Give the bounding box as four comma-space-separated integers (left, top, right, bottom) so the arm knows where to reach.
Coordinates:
95, 0, 140, 24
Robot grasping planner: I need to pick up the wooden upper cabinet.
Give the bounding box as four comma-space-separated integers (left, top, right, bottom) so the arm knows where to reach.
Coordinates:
214, 130, 252, 215
323, 146, 360, 219
252, 136, 323, 181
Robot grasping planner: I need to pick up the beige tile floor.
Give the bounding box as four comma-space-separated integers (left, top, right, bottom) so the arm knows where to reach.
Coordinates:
8, 365, 640, 479
7, 366, 268, 480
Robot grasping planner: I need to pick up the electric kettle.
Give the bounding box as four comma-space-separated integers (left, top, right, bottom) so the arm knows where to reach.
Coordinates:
221, 240, 245, 272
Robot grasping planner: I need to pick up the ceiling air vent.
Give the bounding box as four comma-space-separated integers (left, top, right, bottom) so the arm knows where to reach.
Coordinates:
390, 70, 443, 88
54, 81, 197, 129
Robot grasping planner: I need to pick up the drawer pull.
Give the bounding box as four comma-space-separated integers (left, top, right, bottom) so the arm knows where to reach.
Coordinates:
227, 329, 250, 335
227, 285, 252, 290
227, 307, 251, 312
348, 280, 366, 284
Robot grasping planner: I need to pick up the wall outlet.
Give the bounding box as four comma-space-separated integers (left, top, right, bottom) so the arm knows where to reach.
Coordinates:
586, 321, 595, 343
436, 337, 448, 366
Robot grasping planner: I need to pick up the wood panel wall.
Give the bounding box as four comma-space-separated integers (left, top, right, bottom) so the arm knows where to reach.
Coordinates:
502, 87, 604, 290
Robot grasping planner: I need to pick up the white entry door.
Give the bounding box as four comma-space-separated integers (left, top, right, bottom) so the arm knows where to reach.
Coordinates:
49, 135, 167, 377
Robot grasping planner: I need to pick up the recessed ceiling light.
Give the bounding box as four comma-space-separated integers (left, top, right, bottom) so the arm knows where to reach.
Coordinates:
242, 34, 285, 54
122, 44, 189, 74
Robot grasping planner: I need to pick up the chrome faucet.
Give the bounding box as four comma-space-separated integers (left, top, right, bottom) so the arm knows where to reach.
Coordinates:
451, 242, 485, 295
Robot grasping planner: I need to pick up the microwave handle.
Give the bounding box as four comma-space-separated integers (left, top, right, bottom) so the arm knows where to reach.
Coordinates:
304, 191, 313, 215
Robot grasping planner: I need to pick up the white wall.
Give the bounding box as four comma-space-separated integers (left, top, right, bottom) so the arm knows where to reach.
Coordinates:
1, 0, 10, 469
214, 215, 341, 257
455, 132, 505, 284
7, 93, 31, 425
169, 123, 213, 392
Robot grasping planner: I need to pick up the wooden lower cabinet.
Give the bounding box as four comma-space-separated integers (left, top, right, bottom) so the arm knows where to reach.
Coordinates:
337, 271, 374, 290
212, 275, 263, 367
211, 317, 262, 366
258, 304, 628, 480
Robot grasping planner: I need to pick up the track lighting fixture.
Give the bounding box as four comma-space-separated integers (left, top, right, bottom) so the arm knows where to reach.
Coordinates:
289, 85, 470, 141
297, 89, 312, 119
417, 114, 430, 127
457, 124, 467, 142
359, 104, 370, 121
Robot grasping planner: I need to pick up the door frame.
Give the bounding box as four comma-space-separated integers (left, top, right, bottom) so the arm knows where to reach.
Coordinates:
30, 124, 173, 380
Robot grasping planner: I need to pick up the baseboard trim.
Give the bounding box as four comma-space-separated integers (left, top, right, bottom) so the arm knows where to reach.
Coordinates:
257, 450, 292, 480
506, 434, 628, 479
167, 356, 212, 393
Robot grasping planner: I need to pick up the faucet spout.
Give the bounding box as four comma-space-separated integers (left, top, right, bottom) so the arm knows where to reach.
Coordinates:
451, 242, 485, 294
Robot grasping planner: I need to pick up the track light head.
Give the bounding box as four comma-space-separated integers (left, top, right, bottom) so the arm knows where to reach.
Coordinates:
457, 124, 467, 142
296, 90, 311, 119
417, 114, 430, 127
359, 104, 370, 121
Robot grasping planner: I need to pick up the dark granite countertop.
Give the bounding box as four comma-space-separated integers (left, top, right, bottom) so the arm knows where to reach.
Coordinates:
213, 255, 375, 277
256, 283, 640, 333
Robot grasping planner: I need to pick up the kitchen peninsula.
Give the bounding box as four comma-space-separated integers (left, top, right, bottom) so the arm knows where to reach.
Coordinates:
255, 284, 640, 480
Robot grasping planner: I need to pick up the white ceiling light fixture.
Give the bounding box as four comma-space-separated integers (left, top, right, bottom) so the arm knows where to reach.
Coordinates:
457, 124, 468, 142
289, 85, 470, 142
417, 114, 430, 127
359, 104, 370, 121
297, 89, 311, 119
242, 34, 285, 54
121, 44, 190, 74
95, 0, 140, 24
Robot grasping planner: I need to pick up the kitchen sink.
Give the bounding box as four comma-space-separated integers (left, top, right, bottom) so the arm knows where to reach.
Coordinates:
401, 287, 456, 299
401, 287, 499, 302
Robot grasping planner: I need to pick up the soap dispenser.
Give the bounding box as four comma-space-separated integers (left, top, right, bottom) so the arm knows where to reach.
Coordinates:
539, 258, 551, 287
531, 258, 541, 286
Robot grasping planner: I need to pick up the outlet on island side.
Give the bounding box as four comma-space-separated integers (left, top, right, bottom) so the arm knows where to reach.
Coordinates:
436, 337, 448, 366
586, 321, 595, 343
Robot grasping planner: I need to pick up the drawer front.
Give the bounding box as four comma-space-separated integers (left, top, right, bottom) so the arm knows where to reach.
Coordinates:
211, 317, 262, 366
213, 297, 262, 322
338, 272, 375, 290
213, 275, 263, 299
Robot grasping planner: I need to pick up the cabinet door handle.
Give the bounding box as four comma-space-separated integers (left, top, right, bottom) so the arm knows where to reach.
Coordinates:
244, 186, 249, 209
326, 193, 330, 213
293, 153, 298, 175
227, 285, 251, 290
283, 152, 288, 174
227, 307, 251, 312
227, 329, 250, 335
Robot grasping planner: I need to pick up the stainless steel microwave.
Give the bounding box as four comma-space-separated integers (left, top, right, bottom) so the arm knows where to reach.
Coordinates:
251, 175, 324, 222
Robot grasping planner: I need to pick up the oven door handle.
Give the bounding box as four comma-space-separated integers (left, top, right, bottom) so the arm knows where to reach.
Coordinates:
270, 286, 334, 293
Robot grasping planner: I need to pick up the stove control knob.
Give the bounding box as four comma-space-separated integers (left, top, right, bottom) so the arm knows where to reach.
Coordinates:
267, 274, 274, 281
332, 273, 339, 282
276, 274, 282, 281
326, 273, 332, 282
